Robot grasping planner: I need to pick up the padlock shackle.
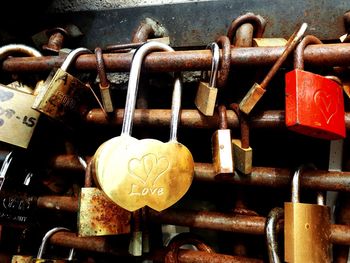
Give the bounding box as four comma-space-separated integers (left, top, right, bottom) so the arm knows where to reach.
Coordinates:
37, 227, 74, 259
294, 35, 322, 70
0, 44, 42, 60
291, 164, 316, 203
60, 47, 92, 72
165, 232, 214, 263
218, 105, 228, 129
0, 151, 13, 191
227, 13, 266, 44
122, 41, 182, 142
265, 207, 284, 263
207, 42, 220, 88
230, 103, 250, 148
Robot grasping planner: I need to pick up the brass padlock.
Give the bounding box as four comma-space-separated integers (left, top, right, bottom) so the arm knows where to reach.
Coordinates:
284, 166, 331, 263
252, 38, 287, 47
194, 42, 219, 116
0, 44, 43, 148
77, 157, 130, 237
239, 23, 307, 114
11, 228, 34, 263
33, 227, 75, 262
231, 104, 252, 174
33, 47, 95, 127
11, 255, 33, 263
92, 41, 194, 212
212, 105, 234, 178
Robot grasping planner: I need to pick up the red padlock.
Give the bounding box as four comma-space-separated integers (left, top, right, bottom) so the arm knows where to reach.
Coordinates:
285, 35, 346, 140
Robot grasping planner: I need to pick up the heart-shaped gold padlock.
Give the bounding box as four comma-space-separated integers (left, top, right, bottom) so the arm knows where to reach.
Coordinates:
92, 41, 194, 212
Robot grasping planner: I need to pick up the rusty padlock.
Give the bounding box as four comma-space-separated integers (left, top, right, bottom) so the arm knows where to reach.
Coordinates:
285, 35, 346, 140
284, 166, 331, 263
230, 104, 252, 174
0, 44, 42, 148
32, 227, 75, 262
92, 41, 194, 212
194, 42, 220, 116
265, 207, 284, 263
212, 105, 234, 178
33, 47, 96, 128
165, 232, 215, 263
77, 157, 130, 237
239, 23, 307, 114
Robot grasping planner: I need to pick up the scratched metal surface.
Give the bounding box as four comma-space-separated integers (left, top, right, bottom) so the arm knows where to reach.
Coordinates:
37, 0, 349, 48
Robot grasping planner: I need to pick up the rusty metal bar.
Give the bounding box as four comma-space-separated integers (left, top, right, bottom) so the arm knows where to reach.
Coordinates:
148, 209, 350, 245
49, 231, 262, 262
37, 196, 78, 213
50, 231, 128, 256
150, 249, 264, 263
39, 205, 350, 246
3, 44, 350, 73
85, 109, 350, 131
51, 154, 350, 192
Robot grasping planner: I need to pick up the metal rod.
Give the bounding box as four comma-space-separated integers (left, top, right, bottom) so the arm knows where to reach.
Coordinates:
51, 154, 350, 192
85, 109, 350, 131
151, 249, 264, 263
3, 44, 350, 73
49, 231, 262, 262
39, 206, 350, 248
148, 209, 350, 245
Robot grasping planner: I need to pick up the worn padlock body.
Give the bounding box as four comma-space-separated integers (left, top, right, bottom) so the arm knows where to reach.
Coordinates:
212, 129, 234, 176
284, 202, 331, 263
11, 255, 33, 263
93, 135, 194, 212
78, 187, 130, 237
0, 84, 40, 148
195, 82, 218, 116
33, 68, 93, 126
285, 69, 345, 140
232, 139, 252, 174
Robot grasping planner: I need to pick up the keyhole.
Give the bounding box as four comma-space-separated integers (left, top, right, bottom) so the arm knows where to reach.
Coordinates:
305, 223, 310, 230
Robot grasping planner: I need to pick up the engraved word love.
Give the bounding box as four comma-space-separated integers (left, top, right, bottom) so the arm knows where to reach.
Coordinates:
128, 153, 169, 196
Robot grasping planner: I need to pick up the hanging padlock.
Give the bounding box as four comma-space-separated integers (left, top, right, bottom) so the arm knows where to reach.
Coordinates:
265, 207, 284, 263
165, 232, 215, 263
11, 255, 33, 263
0, 44, 42, 148
239, 23, 307, 114
284, 166, 331, 263
285, 35, 346, 140
211, 105, 234, 178
77, 157, 130, 237
33, 47, 95, 127
230, 104, 253, 174
92, 41, 194, 212
11, 228, 34, 263
95, 47, 114, 113
32, 227, 75, 262
194, 42, 220, 116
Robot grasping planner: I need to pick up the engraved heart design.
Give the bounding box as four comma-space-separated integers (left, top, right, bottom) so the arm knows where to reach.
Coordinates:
0, 89, 14, 102
93, 136, 194, 212
128, 153, 169, 186
313, 90, 337, 124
